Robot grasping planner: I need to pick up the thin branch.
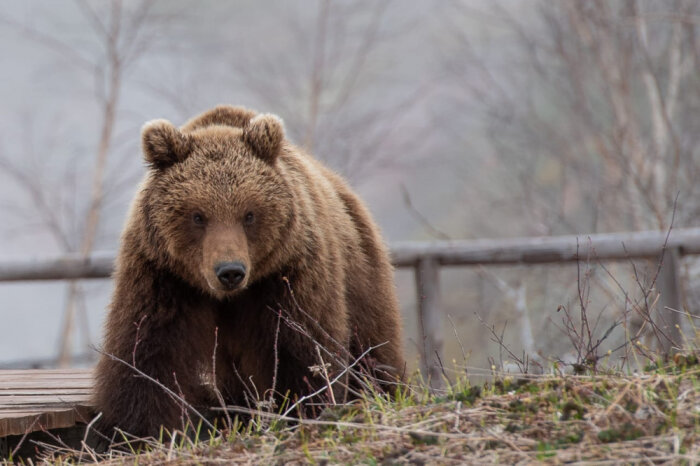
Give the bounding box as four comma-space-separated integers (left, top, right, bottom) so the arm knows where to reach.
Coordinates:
400, 184, 451, 240
94, 348, 216, 433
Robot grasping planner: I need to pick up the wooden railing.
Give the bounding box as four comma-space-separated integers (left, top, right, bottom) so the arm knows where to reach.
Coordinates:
2, 228, 700, 378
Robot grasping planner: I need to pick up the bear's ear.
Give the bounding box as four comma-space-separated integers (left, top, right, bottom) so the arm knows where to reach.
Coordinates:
242, 114, 284, 163
182, 105, 257, 132
141, 119, 193, 170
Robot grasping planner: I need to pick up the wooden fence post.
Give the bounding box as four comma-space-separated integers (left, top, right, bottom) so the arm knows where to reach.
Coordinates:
415, 257, 443, 388
658, 247, 683, 354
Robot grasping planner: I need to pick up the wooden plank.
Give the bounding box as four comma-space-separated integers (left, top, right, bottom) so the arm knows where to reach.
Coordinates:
0, 405, 92, 414
0, 381, 92, 388
0, 406, 92, 437
0, 389, 92, 395
0, 374, 93, 381
0, 369, 95, 437
0, 375, 93, 382
0, 385, 92, 392
0, 369, 93, 376
0, 395, 90, 404
0, 377, 92, 382
0, 373, 92, 381
0, 379, 92, 388
0, 402, 90, 409
0, 373, 93, 379
0, 409, 88, 416
0, 379, 91, 385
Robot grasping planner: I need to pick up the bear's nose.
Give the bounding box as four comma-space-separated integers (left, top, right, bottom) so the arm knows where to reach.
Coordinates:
214, 262, 247, 289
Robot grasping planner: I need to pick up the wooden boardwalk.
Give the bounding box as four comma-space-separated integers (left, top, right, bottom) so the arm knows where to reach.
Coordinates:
0, 369, 94, 437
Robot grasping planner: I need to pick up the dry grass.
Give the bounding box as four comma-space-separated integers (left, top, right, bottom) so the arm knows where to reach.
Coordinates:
19, 356, 699, 465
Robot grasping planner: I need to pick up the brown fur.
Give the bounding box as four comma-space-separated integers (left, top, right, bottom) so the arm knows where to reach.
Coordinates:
93, 105, 405, 438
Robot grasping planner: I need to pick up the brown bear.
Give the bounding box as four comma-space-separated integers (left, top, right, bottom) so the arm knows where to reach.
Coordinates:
93, 105, 405, 438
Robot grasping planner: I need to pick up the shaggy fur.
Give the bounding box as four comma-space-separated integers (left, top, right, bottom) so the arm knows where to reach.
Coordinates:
93, 105, 405, 438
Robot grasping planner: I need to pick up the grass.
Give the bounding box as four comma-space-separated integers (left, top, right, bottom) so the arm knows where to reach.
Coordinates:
18, 355, 700, 465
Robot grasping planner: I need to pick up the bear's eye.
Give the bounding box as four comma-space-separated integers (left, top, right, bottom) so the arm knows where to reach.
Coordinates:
244, 211, 255, 225
192, 212, 206, 226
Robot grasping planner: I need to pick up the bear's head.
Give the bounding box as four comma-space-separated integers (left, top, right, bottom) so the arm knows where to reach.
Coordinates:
139, 106, 295, 299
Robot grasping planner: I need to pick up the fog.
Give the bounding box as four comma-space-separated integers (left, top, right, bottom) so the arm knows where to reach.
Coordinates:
2, 1, 699, 374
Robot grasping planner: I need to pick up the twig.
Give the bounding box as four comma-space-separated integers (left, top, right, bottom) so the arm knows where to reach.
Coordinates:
9, 415, 41, 459
434, 350, 449, 383
267, 309, 283, 407
77, 412, 102, 463
281, 343, 385, 419
447, 314, 468, 363
400, 184, 451, 240
95, 348, 215, 432
211, 326, 233, 429
474, 312, 525, 372
132, 315, 147, 368
314, 345, 336, 405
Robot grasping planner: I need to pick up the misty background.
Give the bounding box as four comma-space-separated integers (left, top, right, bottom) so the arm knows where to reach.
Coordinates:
1, 1, 699, 374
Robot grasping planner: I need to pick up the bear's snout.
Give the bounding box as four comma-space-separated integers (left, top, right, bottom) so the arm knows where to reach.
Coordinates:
214, 261, 247, 289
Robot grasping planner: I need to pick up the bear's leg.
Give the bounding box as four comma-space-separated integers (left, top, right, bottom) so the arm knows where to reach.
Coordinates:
345, 266, 406, 389
328, 181, 406, 387
273, 274, 352, 409
94, 309, 217, 439
94, 264, 217, 439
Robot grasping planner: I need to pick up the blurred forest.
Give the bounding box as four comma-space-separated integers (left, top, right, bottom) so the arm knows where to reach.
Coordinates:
1, 1, 700, 374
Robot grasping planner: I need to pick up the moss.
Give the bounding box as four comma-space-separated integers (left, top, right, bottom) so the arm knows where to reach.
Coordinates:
560, 400, 585, 421
598, 423, 644, 443
408, 432, 439, 446
449, 385, 482, 405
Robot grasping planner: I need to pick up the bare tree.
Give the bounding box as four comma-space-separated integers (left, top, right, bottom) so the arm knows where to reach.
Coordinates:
232, 0, 438, 183
445, 0, 700, 234
0, 0, 173, 366
433, 0, 700, 359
